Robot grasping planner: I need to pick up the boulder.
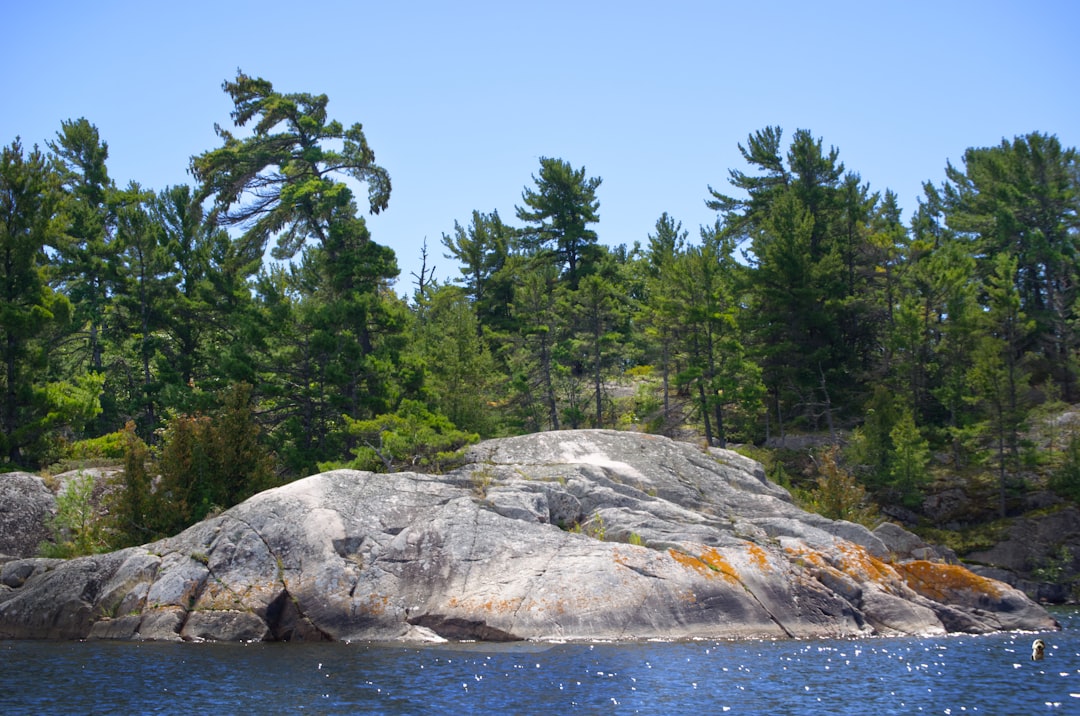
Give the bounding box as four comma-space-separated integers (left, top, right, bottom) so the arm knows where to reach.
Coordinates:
0, 472, 55, 560
0, 430, 1059, 642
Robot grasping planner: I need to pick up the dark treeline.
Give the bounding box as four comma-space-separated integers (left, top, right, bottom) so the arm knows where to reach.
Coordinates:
4, 73, 1080, 539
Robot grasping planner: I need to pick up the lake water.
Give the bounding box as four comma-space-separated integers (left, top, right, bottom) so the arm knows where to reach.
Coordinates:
3, 608, 1078, 714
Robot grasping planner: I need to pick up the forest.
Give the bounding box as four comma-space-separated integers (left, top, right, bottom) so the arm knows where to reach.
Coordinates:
3, 72, 1079, 549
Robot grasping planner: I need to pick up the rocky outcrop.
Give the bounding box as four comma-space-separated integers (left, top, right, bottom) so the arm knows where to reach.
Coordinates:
964, 505, 1080, 602
0, 472, 55, 560
0, 430, 1058, 642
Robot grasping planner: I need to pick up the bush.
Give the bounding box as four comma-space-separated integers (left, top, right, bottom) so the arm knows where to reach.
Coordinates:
797, 445, 879, 527
108, 384, 276, 545
338, 399, 478, 473
1050, 429, 1080, 502
65, 430, 127, 460
40, 470, 107, 557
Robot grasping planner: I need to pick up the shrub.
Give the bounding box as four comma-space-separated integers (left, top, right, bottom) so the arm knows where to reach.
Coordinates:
340, 399, 478, 473
1050, 428, 1080, 502
40, 470, 107, 557
798, 445, 879, 527
65, 430, 127, 460
109, 383, 276, 545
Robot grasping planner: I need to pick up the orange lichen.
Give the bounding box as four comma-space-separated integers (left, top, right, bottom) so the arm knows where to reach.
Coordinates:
699, 547, 741, 582
668, 547, 740, 583
745, 543, 771, 572
894, 560, 1006, 602
444, 595, 524, 615
361, 593, 390, 615
834, 543, 895, 583
783, 543, 910, 593
785, 545, 827, 569
668, 548, 709, 573
479, 598, 524, 614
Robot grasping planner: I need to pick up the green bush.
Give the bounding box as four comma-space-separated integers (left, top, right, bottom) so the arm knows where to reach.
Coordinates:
65, 430, 127, 460
108, 384, 276, 545
41, 470, 107, 557
798, 445, 879, 527
1050, 429, 1080, 502
338, 399, 478, 473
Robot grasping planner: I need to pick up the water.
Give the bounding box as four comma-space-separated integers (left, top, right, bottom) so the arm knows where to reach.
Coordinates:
3, 609, 1079, 715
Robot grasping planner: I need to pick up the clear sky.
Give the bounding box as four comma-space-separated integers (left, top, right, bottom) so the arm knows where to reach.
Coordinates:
4, 1, 1077, 295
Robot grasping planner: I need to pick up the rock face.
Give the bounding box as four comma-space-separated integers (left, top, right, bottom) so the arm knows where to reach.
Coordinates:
0, 472, 55, 560
965, 506, 1080, 603
0, 430, 1058, 642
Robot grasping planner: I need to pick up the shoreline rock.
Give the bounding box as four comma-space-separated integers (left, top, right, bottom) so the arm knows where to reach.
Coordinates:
0, 430, 1059, 642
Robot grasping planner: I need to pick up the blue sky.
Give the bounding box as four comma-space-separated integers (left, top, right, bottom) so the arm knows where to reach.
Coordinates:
4, 1, 1077, 295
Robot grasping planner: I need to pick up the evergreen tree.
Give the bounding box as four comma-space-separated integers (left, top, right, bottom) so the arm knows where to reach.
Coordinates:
148, 184, 215, 409
670, 224, 762, 446
941, 133, 1080, 396
516, 157, 602, 287
640, 212, 689, 431
967, 253, 1034, 516
191, 72, 391, 261
47, 118, 117, 377
111, 183, 169, 433
507, 262, 563, 431
409, 285, 499, 435
0, 139, 102, 466
192, 72, 403, 473
441, 209, 514, 333
569, 269, 625, 428
888, 406, 931, 506
711, 127, 880, 434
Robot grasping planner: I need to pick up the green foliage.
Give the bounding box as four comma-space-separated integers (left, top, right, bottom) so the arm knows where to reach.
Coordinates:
0, 137, 81, 467
108, 385, 276, 545
1032, 544, 1075, 585
568, 513, 607, 540
797, 445, 879, 527
191, 71, 391, 261
516, 157, 602, 286
339, 399, 478, 473
943, 132, 1080, 391
107, 421, 156, 547
847, 386, 901, 485
1050, 428, 1080, 502
441, 209, 514, 332
916, 519, 1011, 555
888, 408, 931, 507
155, 383, 276, 526
40, 470, 107, 558
409, 285, 499, 435
64, 429, 127, 460
1, 79, 1079, 547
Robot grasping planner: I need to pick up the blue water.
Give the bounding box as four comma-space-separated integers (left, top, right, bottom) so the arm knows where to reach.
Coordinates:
3, 609, 1078, 714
